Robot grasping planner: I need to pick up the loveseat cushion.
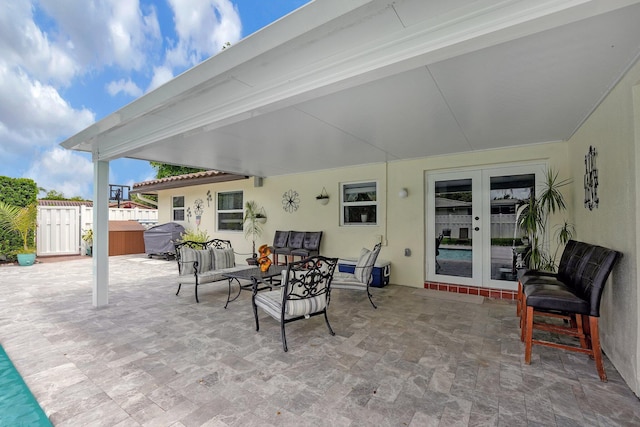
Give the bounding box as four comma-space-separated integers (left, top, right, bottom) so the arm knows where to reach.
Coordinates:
179, 247, 213, 275
212, 248, 235, 269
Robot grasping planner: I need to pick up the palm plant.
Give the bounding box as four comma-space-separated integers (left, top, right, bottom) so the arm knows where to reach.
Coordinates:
516, 168, 574, 271
0, 201, 38, 253
243, 201, 264, 258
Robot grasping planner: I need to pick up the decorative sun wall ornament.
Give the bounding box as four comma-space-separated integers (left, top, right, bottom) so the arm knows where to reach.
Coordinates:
584, 145, 599, 210
282, 189, 300, 213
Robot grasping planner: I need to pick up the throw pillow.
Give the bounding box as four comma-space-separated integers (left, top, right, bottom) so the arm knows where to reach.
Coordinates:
354, 247, 373, 283
212, 248, 235, 269
179, 247, 213, 275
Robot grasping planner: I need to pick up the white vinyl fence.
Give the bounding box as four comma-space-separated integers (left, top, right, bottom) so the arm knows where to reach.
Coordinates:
37, 205, 158, 256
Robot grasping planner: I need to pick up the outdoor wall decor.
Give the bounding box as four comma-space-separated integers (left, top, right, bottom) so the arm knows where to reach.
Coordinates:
584, 145, 599, 210
282, 189, 300, 213
206, 190, 212, 207
194, 199, 204, 226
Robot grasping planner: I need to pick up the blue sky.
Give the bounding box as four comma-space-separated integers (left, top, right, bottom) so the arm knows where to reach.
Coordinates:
0, 0, 310, 200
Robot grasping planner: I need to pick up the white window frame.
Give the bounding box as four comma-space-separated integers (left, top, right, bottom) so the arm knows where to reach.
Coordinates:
172, 196, 185, 222
216, 190, 244, 232
340, 181, 378, 226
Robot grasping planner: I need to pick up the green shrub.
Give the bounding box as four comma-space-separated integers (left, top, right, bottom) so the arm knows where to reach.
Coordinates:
0, 177, 38, 256
180, 228, 210, 243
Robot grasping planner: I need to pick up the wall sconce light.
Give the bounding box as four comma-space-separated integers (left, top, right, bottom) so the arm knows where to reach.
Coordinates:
398, 188, 408, 199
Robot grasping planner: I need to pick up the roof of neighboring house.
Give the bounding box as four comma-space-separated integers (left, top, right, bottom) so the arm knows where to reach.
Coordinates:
38, 200, 154, 209
131, 170, 248, 194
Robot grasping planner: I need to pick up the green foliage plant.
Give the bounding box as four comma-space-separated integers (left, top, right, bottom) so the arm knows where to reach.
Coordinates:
0, 176, 38, 256
243, 201, 264, 258
516, 168, 574, 271
180, 228, 210, 243
150, 162, 206, 179
0, 202, 38, 253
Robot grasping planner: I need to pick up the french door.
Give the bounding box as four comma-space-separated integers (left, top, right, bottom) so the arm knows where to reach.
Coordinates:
426, 164, 542, 289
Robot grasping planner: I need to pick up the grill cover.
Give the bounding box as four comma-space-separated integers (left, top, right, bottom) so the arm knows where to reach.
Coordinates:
143, 222, 185, 255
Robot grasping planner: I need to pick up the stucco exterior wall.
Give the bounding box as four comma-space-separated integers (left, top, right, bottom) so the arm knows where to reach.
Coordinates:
157, 142, 570, 289
567, 59, 640, 394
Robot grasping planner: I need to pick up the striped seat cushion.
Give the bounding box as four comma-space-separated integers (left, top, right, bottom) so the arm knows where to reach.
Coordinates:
254, 290, 327, 320
331, 272, 366, 290
179, 247, 213, 275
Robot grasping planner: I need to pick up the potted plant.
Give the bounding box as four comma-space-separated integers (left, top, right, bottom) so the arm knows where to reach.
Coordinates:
243, 201, 265, 260
516, 168, 574, 271
82, 228, 93, 256
0, 201, 38, 266
316, 187, 330, 205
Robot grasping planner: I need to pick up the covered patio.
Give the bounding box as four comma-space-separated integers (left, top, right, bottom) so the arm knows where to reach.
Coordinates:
1, 256, 639, 426
55, 0, 640, 406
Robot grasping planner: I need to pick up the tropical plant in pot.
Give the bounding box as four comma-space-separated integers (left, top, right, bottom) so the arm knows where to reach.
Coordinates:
0, 201, 38, 266
82, 228, 93, 256
243, 201, 265, 259
516, 168, 575, 271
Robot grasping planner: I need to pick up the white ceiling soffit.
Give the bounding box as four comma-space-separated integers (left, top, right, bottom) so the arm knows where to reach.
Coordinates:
61, 0, 640, 178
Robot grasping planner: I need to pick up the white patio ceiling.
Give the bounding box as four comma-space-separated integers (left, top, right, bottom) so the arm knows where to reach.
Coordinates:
62, 0, 640, 178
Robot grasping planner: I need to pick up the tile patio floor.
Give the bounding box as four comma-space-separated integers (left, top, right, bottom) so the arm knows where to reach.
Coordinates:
0, 255, 639, 426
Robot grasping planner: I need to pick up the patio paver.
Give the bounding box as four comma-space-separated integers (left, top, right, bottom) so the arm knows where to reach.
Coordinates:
0, 255, 638, 426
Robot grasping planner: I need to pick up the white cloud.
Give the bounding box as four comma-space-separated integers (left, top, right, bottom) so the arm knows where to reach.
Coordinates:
0, 60, 94, 155
165, 0, 242, 69
25, 147, 94, 199
0, 1, 79, 85
147, 66, 174, 92
37, 0, 161, 73
107, 78, 143, 97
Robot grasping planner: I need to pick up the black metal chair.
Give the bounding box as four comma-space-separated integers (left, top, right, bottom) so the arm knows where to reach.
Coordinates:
252, 256, 338, 352
331, 243, 382, 308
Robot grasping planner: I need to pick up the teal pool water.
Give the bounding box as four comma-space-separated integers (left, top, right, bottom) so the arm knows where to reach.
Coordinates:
439, 248, 472, 261
0, 345, 52, 426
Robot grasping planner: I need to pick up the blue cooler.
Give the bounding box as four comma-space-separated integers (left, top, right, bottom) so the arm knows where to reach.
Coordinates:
337, 259, 391, 287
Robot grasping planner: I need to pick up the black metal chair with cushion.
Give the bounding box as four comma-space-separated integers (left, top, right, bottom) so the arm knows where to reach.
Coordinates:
331, 243, 382, 308
252, 256, 338, 352
291, 231, 323, 261
273, 231, 305, 265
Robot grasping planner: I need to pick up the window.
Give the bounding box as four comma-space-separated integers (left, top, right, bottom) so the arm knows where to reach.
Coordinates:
172, 196, 185, 221
341, 181, 378, 225
217, 191, 243, 231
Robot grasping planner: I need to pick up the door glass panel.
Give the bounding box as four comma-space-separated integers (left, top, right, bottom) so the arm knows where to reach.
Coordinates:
435, 179, 472, 278
489, 174, 535, 281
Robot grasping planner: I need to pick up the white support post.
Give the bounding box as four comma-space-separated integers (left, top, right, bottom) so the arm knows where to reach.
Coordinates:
93, 160, 110, 307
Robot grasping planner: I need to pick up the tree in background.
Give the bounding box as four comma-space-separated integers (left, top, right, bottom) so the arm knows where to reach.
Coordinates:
0, 176, 38, 259
150, 162, 205, 179
39, 189, 87, 201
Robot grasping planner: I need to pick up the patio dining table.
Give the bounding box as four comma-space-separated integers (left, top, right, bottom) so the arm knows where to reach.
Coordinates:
223, 265, 286, 308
